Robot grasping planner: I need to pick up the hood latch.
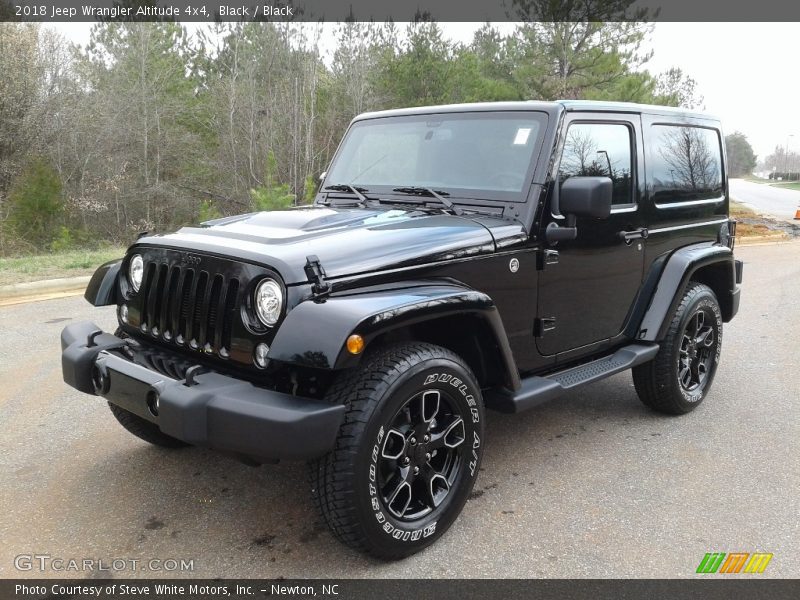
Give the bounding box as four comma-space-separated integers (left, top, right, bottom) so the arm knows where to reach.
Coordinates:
304, 255, 331, 298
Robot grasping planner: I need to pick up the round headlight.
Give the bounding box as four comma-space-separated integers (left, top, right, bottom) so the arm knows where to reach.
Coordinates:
254, 278, 283, 327
129, 254, 144, 292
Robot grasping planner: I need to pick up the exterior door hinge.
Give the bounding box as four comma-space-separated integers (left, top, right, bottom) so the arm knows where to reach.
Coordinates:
537, 249, 559, 270
534, 317, 556, 337
304, 255, 331, 298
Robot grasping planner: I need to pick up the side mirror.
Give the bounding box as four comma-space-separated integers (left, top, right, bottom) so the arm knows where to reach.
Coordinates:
545, 176, 613, 244
560, 176, 613, 219
319, 171, 327, 182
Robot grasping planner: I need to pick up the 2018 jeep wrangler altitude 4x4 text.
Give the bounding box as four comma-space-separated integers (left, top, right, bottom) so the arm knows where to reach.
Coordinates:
62, 101, 742, 559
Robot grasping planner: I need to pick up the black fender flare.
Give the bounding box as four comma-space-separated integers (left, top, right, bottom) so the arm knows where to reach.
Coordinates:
636, 242, 737, 342
84, 259, 122, 306
268, 280, 521, 391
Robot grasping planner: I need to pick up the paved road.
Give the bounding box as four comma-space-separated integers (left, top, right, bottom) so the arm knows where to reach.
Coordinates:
730, 178, 800, 221
2, 242, 799, 579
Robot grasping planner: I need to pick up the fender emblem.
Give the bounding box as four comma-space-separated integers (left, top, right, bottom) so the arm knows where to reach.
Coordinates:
509, 258, 520, 273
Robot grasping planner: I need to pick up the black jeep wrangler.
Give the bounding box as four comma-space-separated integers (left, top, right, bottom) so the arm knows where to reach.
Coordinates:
61, 101, 742, 559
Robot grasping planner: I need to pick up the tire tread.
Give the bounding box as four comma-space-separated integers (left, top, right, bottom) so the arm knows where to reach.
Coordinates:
308, 342, 478, 559
633, 282, 719, 415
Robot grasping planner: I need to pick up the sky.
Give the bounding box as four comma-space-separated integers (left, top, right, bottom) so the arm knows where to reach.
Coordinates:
50, 22, 799, 161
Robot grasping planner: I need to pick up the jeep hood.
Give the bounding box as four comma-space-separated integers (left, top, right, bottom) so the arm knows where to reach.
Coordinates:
134, 206, 527, 285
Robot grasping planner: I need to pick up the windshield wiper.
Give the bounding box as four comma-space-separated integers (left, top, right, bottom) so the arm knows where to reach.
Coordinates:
324, 184, 374, 207
391, 187, 462, 215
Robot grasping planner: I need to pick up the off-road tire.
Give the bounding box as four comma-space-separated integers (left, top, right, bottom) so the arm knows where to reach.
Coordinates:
309, 342, 485, 559
633, 282, 722, 415
107, 402, 189, 448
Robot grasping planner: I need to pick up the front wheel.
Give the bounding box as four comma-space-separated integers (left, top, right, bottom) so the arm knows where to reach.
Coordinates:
633, 282, 723, 414
309, 343, 485, 559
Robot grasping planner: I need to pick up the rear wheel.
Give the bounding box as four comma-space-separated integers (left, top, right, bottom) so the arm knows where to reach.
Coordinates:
633, 282, 722, 414
309, 343, 484, 559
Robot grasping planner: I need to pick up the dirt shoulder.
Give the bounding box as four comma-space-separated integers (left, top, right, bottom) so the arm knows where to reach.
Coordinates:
731, 200, 799, 242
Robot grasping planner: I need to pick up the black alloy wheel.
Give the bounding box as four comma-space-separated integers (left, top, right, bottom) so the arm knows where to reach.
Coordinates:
678, 308, 718, 392
378, 388, 467, 520
309, 342, 485, 559
633, 282, 723, 414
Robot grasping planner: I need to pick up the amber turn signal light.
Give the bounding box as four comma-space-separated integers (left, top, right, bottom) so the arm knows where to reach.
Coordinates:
346, 334, 365, 355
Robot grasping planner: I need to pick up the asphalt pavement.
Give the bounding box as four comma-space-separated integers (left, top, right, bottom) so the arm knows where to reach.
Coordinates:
1, 241, 798, 579
730, 178, 800, 222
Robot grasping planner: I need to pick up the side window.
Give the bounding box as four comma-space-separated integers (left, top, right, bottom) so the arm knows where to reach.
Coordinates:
559, 122, 634, 205
649, 125, 723, 204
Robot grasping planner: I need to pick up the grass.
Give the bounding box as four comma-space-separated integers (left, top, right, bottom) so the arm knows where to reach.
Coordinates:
772, 182, 800, 192
0, 247, 125, 287
729, 200, 784, 238
742, 175, 800, 191
730, 200, 756, 219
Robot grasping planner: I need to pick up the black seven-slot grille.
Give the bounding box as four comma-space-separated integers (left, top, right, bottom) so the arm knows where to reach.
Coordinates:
138, 259, 240, 358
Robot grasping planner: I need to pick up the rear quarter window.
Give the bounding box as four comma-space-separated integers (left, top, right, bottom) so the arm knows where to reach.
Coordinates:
648, 124, 723, 205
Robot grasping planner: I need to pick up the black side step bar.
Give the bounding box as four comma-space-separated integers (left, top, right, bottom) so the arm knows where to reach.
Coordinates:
486, 343, 659, 414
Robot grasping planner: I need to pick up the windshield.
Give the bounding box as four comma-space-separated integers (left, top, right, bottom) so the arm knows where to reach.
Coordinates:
324, 111, 548, 202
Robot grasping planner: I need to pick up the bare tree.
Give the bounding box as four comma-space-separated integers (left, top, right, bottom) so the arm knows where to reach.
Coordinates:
659, 127, 716, 190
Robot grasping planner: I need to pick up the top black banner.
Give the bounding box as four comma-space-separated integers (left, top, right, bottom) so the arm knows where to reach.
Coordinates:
1, 0, 799, 22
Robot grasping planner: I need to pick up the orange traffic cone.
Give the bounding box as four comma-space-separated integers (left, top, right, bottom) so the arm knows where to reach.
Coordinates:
795, 204, 800, 220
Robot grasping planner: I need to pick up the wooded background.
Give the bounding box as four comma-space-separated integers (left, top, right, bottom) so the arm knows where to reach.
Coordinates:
0, 18, 762, 256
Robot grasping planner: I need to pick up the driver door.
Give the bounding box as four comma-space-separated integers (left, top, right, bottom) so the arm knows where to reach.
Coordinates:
536, 114, 646, 358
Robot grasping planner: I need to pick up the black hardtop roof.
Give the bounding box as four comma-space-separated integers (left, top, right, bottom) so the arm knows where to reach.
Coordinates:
352, 100, 718, 123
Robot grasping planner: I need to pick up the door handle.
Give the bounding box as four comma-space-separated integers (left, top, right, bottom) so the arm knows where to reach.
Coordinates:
619, 227, 648, 244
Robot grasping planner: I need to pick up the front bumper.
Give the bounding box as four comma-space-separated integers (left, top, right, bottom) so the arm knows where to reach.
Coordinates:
61, 321, 345, 461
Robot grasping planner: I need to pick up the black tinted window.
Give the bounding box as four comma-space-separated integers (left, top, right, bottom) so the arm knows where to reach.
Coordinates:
559, 122, 633, 205
649, 125, 723, 204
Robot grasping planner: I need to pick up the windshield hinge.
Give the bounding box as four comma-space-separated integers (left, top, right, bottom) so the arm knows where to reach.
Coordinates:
537, 249, 559, 270
304, 255, 331, 298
